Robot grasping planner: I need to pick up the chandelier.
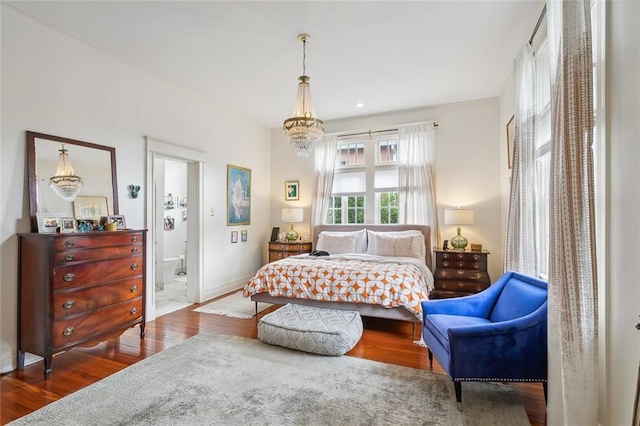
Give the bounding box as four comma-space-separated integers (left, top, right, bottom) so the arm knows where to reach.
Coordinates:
283, 34, 324, 157
49, 144, 83, 201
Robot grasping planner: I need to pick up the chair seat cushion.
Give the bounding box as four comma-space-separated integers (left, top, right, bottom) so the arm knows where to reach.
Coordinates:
258, 304, 363, 356
424, 314, 491, 350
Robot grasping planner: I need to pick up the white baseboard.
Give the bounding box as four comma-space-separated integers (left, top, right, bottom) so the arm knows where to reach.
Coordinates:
200, 274, 253, 304
1, 347, 42, 374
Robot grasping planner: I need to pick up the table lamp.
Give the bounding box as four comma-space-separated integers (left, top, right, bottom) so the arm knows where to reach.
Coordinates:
281, 208, 303, 242
444, 207, 474, 250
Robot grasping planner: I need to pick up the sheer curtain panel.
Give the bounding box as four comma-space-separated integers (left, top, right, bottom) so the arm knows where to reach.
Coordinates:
505, 43, 539, 277
311, 135, 337, 234
547, 0, 598, 424
397, 123, 441, 250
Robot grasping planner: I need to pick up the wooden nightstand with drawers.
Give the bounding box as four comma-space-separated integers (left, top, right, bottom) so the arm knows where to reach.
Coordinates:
268, 241, 312, 263
431, 249, 491, 299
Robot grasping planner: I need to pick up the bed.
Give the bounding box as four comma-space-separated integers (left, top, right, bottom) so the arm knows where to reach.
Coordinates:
245, 225, 434, 331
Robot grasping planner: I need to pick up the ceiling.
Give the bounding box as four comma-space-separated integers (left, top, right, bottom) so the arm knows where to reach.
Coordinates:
7, 1, 544, 128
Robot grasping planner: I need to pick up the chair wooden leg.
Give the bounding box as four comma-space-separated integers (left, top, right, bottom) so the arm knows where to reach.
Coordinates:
543, 382, 548, 404
454, 381, 462, 411
427, 348, 433, 368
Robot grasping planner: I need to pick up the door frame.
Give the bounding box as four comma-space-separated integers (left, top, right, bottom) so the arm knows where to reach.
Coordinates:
145, 137, 206, 321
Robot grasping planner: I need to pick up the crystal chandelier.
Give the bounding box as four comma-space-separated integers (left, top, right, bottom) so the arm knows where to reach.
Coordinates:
49, 144, 83, 201
283, 34, 324, 157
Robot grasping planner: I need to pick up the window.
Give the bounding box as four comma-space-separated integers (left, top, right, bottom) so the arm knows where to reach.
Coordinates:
328, 136, 398, 224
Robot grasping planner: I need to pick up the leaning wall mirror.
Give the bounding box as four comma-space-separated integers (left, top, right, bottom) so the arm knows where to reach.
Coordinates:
26, 131, 119, 232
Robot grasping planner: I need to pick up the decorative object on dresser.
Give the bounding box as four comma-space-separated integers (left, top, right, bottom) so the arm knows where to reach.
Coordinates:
444, 207, 474, 250
281, 208, 303, 241
17, 230, 147, 378
268, 240, 312, 262
432, 249, 491, 299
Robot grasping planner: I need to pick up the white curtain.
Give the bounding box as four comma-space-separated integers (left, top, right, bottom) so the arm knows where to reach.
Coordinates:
505, 43, 539, 276
397, 123, 441, 250
311, 135, 337, 234
547, 0, 598, 424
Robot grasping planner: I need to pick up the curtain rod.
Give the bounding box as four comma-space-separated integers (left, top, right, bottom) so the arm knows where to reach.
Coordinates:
528, 4, 547, 45
333, 121, 439, 139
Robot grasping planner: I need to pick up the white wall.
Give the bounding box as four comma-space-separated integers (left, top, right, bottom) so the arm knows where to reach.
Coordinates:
271, 98, 504, 282
604, 1, 639, 424
0, 7, 271, 373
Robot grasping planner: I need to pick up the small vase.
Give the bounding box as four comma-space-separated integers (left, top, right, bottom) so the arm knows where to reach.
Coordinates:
450, 227, 468, 250
285, 223, 299, 242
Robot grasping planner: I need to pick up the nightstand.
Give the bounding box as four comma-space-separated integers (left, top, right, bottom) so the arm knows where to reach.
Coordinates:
431, 249, 491, 299
268, 241, 312, 263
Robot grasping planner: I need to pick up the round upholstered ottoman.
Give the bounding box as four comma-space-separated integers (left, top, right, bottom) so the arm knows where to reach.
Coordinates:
257, 304, 363, 356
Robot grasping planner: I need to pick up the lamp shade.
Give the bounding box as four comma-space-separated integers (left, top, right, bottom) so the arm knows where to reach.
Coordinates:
444, 208, 474, 226
281, 208, 303, 223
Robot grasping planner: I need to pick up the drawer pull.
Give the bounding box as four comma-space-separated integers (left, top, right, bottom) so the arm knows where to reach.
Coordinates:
63, 300, 75, 309
130, 285, 138, 293
130, 307, 138, 315
63, 327, 75, 337
64, 254, 75, 261
64, 240, 75, 248
131, 247, 138, 253
473, 254, 480, 260
443, 261, 449, 267
131, 236, 138, 242
63, 273, 76, 282
131, 263, 138, 270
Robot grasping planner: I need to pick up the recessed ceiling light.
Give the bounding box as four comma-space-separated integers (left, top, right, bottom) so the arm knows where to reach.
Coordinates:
355, 102, 364, 108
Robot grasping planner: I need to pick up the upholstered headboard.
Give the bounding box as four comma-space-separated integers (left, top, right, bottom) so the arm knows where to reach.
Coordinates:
313, 224, 433, 271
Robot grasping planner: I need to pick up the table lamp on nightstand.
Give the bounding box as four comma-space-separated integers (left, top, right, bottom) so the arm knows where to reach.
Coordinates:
282, 208, 303, 242
444, 207, 474, 250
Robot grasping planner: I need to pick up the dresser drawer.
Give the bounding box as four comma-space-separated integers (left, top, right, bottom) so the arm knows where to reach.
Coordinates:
53, 232, 144, 250
435, 269, 490, 282
434, 279, 490, 294
436, 258, 487, 270
269, 242, 311, 252
53, 278, 143, 319
54, 256, 143, 289
439, 251, 487, 262
54, 244, 143, 264
53, 299, 143, 349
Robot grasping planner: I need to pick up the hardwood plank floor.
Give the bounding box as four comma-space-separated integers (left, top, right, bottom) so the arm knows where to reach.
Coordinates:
1, 300, 546, 425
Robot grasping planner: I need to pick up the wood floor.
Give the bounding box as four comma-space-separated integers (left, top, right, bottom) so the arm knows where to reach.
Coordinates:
0, 298, 547, 425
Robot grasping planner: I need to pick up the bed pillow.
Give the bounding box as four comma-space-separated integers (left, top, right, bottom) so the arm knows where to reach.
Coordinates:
316, 229, 367, 253
316, 233, 357, 254
366, 230, 426, 259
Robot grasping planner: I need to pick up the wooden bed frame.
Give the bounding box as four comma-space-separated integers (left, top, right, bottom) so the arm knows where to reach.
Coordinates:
251, 224, 433, 333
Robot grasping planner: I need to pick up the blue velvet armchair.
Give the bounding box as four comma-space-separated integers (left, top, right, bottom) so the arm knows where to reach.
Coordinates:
421, 271, 547, 409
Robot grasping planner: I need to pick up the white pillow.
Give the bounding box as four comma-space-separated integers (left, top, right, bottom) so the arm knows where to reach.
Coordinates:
366, 230, 425, 259
316, 229, 367, 253
316, 233, 357, 254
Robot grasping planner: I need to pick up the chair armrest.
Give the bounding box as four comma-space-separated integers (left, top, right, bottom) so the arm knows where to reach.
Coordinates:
422, 272, 513, 318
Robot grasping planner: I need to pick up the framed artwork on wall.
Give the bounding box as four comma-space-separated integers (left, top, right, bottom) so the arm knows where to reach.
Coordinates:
231, 230, 238, 243
506, 115, 515, 169
241, 230, 247, 242
227, 165, 251, 226
164, 217, 175, 230
285, 180, 299, 201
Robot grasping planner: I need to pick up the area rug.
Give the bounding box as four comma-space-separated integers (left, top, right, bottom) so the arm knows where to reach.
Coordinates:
9, 333, 530, 425
193, 290, 271, 318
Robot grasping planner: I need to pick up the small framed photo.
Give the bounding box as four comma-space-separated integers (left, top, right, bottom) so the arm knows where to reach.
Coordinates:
178, 197, 187, 208
285, 180, 299, 201
231, 230, 238, 243
182, 210, 187, 222
60, 217, 77, 233
241, 230, 247, 242
37, 213, 61, 234
107, 215, 127, 230
164, 217, 175, 230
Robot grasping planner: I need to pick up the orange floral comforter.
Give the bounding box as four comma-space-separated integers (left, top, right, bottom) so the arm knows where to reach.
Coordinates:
243, 254, 434, 320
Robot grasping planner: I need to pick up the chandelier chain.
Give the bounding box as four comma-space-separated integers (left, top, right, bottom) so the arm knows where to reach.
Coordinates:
302, 38, 306, 76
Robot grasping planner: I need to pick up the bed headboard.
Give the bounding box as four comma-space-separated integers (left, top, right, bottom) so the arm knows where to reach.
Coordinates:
313, 224, 433, 271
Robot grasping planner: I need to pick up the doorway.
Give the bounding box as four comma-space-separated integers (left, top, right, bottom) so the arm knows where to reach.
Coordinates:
145, 137, 205, 322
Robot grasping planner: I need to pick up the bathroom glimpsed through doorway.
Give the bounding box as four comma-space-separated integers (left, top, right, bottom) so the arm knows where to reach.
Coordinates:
155, 157, 192, 317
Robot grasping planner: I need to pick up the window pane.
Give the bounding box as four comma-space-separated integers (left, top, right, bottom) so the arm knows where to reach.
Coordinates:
378, 139, 397, 164
336, 142, 365, 167
375, 168, 398, 189
333, 170, 366, 193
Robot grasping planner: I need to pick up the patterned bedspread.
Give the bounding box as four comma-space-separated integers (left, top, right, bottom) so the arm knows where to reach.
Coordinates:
243, 253, 434, 320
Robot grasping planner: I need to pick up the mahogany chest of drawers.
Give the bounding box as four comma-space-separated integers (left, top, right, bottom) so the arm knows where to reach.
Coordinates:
431, 249, 491, 299
268, 241, 312, 263
17, 230, 147, 378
